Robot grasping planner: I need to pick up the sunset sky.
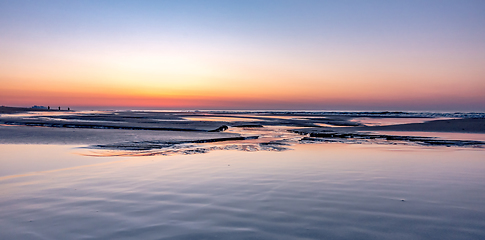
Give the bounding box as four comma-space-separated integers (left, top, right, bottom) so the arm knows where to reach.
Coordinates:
1, 0, 484, 110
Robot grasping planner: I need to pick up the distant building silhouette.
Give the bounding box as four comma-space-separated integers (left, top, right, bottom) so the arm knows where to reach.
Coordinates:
31, 105, 47, 109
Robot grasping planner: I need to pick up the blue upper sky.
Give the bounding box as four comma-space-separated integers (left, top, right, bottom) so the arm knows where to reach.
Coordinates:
1, 0, 484, 110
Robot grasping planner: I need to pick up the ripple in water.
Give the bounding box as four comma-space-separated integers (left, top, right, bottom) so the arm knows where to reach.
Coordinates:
1, 143, 485, 239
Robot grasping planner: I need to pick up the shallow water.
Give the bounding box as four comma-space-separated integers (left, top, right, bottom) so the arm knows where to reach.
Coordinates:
0, 145, 122, 177
1, 143, 484, 239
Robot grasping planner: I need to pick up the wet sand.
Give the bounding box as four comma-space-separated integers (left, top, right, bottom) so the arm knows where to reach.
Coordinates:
0, 125, 240, 145
1, 143, 485, 239
1, 110, 484, 151
352, 118, 485, 133
1, 109, 485, 239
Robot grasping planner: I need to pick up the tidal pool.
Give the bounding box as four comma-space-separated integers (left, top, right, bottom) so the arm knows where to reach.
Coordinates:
1, 143, 484, 239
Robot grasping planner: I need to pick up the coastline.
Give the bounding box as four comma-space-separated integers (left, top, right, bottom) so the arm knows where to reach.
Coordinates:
0, 107, 484, 151
0, 106, 66, 114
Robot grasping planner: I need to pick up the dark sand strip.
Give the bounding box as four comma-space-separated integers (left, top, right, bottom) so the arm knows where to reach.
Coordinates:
355, 118, 485, 133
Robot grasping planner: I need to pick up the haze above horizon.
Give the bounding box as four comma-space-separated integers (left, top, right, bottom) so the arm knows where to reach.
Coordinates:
1, 0, 484, 111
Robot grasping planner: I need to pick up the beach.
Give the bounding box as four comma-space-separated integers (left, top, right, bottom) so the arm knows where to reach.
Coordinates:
1, 108, 484, 148
3, 0, 485, 238
0, 109, 485, 239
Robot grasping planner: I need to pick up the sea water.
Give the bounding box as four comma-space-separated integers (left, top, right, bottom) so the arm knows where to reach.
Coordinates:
1, 142, 484, 239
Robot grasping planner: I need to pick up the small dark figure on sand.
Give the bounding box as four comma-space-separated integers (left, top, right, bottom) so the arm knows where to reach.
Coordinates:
58, 106, 60, 110
48, 106, 50, 110
68, 107, 70, 111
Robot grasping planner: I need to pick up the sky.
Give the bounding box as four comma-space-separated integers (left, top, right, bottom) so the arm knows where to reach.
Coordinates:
1, 0, 484, 111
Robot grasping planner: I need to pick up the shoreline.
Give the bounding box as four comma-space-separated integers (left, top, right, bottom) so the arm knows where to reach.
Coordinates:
0, 109, 484, 151
0, 106, 68, 114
